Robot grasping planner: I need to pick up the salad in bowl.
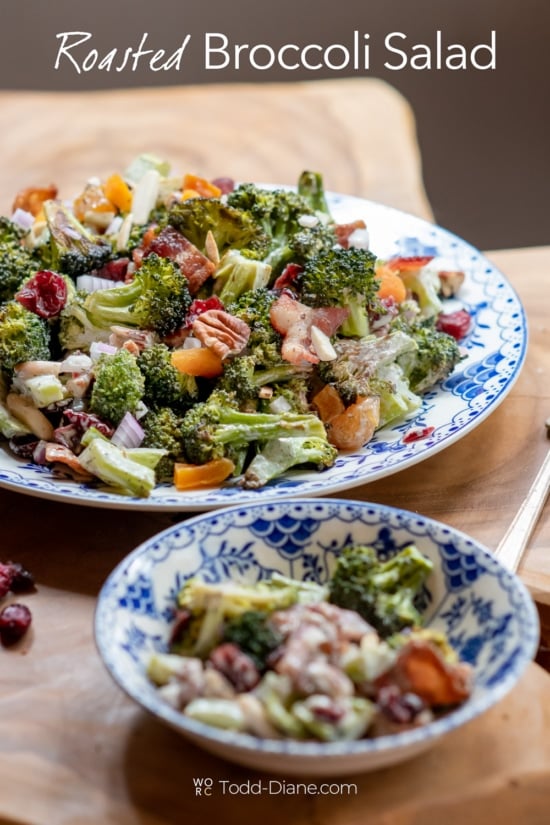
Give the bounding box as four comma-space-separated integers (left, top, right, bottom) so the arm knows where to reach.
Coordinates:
0, 153, 469, 500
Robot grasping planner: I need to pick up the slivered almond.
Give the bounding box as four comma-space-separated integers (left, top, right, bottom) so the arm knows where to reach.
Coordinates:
6, 393, 54, 440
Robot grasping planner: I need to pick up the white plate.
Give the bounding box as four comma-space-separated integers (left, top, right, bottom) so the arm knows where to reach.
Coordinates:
0, 193, 527, 510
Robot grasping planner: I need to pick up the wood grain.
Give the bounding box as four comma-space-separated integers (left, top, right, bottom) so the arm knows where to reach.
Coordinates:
0, 79, 433, 221
0, 80, 549, 824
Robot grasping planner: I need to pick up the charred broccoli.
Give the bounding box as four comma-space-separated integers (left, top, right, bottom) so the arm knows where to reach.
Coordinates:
43, 200, 112, 277
0, 301, 51, 372
167, 197, 270, 259
180, 389, 327, 467
84, 253, 192, 337
329, 543, 433, 638
398, 321, 462, 394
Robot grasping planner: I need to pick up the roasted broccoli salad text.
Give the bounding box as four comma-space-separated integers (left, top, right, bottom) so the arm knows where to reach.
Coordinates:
147, 544, 473, 742
0, 155, 469, 496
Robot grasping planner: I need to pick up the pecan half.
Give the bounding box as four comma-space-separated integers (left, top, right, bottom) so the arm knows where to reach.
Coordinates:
192, 309, 250, 359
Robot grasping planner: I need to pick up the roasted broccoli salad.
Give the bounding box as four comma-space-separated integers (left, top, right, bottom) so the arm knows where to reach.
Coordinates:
147, 544, 473, 742
0, 154, 469, 496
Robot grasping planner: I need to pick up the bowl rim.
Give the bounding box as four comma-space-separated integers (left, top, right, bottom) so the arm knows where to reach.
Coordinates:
95, 498, 540, 759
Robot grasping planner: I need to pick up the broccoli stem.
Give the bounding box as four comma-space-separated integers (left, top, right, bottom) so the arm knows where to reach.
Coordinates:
243, 436, 337, 489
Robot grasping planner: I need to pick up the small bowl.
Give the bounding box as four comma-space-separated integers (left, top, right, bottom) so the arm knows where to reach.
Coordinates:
95, 499, 539, 777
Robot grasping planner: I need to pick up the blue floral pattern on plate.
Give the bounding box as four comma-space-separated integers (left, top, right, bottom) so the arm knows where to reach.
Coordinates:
95, 499, 538, 776
0, 193, 527, 511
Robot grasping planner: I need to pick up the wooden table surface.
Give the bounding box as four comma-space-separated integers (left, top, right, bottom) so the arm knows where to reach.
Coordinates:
0, 80, 549, 824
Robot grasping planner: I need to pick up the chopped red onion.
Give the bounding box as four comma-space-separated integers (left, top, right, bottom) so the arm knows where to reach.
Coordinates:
111, 412, 145, 449
11, 208, 35, 231
76, 274, 119, 293
89, 341, 118, 361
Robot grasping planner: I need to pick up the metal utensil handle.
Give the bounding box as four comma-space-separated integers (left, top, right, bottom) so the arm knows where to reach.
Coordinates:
495, 446, 550, 572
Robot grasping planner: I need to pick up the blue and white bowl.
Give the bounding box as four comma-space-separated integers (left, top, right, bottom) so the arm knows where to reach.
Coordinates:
95, 499, 539, 776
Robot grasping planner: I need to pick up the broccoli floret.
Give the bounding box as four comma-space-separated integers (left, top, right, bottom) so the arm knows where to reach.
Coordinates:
298, 247, 379, 338
318, 330, 417, 405
84, 253, 192, 337
398, 263, 443, 319
227, 287, 282, 364
180, 390, 327, 467
374, 362, 422, 426
329, 544, 433, 638
78, 437, 156, 497
222, 610, 283, 670
288, 223, 337, 266
227, 183, 320, 274
138, 343, 197, 411
173, 576, 313, 657
213, 250, 272, 305
242, 435, 337, 489
0, 217, 41, 304
297, 170, 333, 219
43, 200, 112, 278
398, 321, 462, 393
141, 406, 186, 481
89, 348, 145, 425
167, 198, 270, 259
219, 354, 311, 408
0, 301, 51, 372
57, 291, 112, 352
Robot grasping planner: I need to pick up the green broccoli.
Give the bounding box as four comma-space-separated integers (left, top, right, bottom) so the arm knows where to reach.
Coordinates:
397, 320, 462, 394
57, 291, 113, 352
173, 576, 312, 657
227, 287, 282, 366
141, 406, 186, 481
43, 200, 112, 277
222, 610, 283, 670
219, 354, 311, 408
137, 343, 197, 411
0, 217, 41, 304
84, 253, 192, 337
329, 543, 433, 638
0, 301, 51, 372
287, 223, 337, 266
318, 330, 417, 405
242, 435, 337, 489
298, 247, 379, 338
180, 390, 327, 468
227, 183, 320, 273
167, 197, 270, 259
398, 263, 443, 319
297, 170, 333, 219
89, 348, 145, 425
212, 250, 272, 305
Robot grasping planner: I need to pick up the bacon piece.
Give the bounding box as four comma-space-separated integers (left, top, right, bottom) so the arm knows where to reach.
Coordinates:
269, 293, 349, 366
44, 443, 95, 481
145, 226, 216, 294
334, 220, 367, 249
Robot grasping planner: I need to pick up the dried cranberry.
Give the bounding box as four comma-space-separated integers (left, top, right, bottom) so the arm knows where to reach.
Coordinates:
169, 608, 193, 646
402, 426, 435, 444
15, 270, 68, 319
6, 562, 35, 594
0, 603, 32, 647
184, 296, 225, 328
272, 263, 303, 291
436, 308, 472, 340
377, 684, 426, 723
0, 566, 13, 599
386, 255, 435, 271
211, 177, 235, 194
208, 642, 261, 692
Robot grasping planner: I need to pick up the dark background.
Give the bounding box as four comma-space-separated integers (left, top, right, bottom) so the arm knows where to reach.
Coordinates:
1, 0, 548, 250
